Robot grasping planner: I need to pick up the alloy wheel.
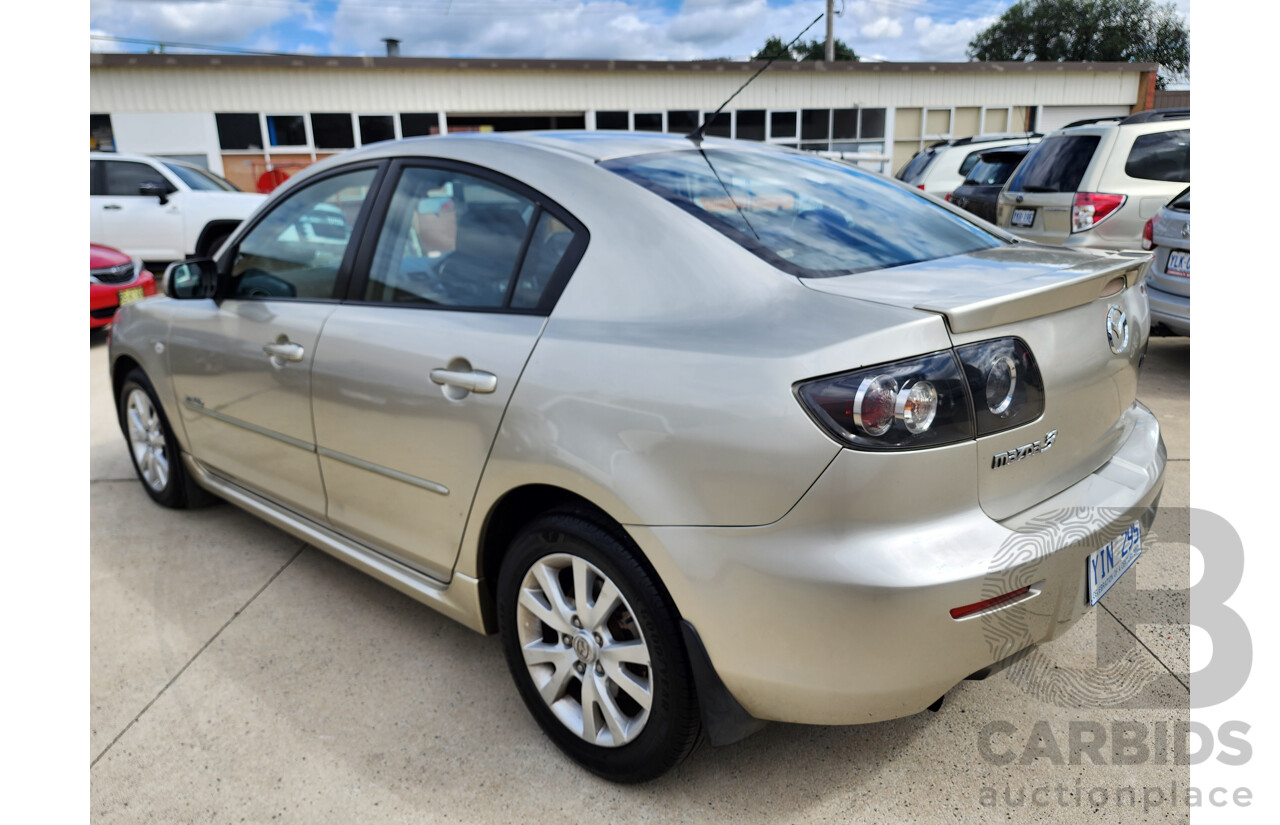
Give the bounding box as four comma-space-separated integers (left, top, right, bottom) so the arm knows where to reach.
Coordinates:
125, 388, 170, 492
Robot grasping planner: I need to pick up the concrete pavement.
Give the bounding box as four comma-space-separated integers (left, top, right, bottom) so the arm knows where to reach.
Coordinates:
90, 332, 1192, 823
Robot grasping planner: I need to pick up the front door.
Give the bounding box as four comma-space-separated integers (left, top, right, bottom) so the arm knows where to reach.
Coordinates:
168, 165, 382, 519
311, 162, 586, 578
91, 159, 185, 260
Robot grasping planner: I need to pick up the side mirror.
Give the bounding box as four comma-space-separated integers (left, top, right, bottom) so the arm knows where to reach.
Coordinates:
138, 181, 172, 205
164, 258, 218, 299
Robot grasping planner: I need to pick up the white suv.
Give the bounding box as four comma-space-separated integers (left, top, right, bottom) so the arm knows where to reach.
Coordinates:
895, 134, 1041, 199
996, 109, 1189, 251
90, 152, 266, 263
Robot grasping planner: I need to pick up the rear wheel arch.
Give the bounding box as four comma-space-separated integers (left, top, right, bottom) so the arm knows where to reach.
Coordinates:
476, 484, 679, 634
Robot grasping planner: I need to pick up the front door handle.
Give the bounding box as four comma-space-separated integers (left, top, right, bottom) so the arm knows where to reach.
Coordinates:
429, 368, 497, 394
263, 342, 305, 363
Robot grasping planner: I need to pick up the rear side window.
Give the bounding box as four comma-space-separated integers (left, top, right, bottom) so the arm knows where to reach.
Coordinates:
958, 149, 986, 178
1006, 135, 1100, 194
897, 150, 935, 182
1125, 129, 1190, 182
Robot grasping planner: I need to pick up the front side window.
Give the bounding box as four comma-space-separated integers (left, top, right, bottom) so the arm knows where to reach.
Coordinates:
230, 167, 376, 300
365, 167, 535, 308
104, 161, 173, 197
1125, 129, 1190, 182
603, 148, 1002, 277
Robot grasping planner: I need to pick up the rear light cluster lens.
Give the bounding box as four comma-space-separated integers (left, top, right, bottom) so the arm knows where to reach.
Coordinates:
1141, 217, 1156, 250
956, 338, 1045, 436
795, 338, 1044, 450
1071, 192, 1127, 233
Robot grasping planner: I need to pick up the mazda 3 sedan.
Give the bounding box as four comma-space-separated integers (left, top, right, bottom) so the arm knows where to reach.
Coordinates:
109, 131, 1165, 782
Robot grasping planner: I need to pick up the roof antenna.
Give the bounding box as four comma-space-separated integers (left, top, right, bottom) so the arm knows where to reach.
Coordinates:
687, 12, 825, 146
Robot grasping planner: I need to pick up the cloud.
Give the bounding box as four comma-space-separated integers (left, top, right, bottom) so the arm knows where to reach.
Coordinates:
90, 0, 302, 48
860, 17, 903, 41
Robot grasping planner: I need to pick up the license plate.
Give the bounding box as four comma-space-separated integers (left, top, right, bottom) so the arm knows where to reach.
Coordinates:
1166, 250, 1190, 278
117, 287, 145, 306
1087, 521, 1143, 606
1011, 208, 1035, 228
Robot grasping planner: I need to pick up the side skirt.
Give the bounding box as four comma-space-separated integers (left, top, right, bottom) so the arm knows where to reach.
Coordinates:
183, 453, 490, 634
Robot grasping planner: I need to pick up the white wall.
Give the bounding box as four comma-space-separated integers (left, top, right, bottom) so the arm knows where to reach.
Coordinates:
1038, 105, 1133, 133
109, 112, 224, 174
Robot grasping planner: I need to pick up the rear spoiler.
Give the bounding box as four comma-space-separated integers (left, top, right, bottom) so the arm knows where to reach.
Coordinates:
915, 251, 1151, 333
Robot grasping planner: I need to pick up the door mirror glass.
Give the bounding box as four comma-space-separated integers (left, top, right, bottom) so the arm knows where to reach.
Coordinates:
165, 258, 217, 299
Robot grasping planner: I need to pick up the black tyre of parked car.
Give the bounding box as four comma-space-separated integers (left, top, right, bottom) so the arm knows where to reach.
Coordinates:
496, 510, 702, 783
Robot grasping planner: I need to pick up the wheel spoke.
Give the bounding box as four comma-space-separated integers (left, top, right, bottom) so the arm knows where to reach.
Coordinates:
600, 639, 648, 666
579, 671, 602, 742
517, 587, 573, 636
151, 449, 169, 489
602, 658, 652, 711
530, 560, 576, 627
593, 675, 630, 743
572, 557, 591, 615
583, 580, 621, 631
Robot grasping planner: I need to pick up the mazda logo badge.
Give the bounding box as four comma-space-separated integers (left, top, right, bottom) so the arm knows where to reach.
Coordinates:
1106, 306, 1129, 354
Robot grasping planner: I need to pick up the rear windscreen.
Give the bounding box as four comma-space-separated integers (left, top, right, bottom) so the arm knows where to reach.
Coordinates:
1125, 129, 1190, 182
603, 148, 1003, 278
896, 150, 936, 182
1006, 135, 1100, 194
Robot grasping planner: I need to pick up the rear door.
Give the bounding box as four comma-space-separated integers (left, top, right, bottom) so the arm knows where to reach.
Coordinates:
168, 163, 383, 519
310, 160, 588, 579
997, 133, 1106, 244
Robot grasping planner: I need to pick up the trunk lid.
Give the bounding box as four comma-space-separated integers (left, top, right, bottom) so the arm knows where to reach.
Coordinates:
802, 244, 1152, 519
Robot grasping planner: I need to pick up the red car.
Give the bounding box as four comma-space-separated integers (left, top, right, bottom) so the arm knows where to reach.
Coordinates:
90, 243, 156, 328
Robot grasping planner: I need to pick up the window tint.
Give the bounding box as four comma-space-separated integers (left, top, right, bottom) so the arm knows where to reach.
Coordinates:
90, 160, 104, 196
366, 167, 534, 308
511, 212, 576, 309
104, 161, 172, 197
312, 113, 355, 149
603, 149, 1001, 278
1125, 129, 1189, 182
161, 162, 239, 191
359, 115, 396, 145
958, 149, 986, 178
216, 113, 263, 150
1006, 135, 1100, 194
230, 167, 376, 300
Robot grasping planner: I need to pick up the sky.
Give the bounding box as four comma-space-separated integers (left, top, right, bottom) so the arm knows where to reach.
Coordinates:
89, 0, 1190, 64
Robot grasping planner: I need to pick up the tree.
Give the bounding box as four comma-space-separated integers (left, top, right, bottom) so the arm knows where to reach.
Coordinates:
752, 36, 858, 61
967, 0, 1188, 86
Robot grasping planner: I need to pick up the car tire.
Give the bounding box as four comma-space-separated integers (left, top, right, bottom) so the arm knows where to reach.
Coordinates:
118, 368, 215, 509
496, 510, 701, 783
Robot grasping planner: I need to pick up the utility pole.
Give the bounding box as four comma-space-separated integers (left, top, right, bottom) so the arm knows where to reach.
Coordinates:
824, 0, 834, 62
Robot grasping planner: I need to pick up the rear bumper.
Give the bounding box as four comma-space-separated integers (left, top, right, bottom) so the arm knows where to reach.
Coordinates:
1147, 281, 1190, 335
629, 401, 1165, 725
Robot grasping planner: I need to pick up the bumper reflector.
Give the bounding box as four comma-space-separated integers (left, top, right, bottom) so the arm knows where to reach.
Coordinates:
949, 585, 1032, 620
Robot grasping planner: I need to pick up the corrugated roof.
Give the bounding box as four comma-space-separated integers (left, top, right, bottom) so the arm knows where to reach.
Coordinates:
90, 53, 1159, 74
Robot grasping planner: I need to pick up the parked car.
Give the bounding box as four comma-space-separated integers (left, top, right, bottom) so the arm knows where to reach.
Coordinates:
90, 152, 266, 264
996, 109, 1189, 250
90, 243, 156, 329
895, 133, 1040, 198
109, 132, 1164, 783
1143, 187, 1190, 335
947, 145, 1034, 223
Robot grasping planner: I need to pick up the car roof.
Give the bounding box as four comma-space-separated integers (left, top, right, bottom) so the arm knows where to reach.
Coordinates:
339, 130, 752, 165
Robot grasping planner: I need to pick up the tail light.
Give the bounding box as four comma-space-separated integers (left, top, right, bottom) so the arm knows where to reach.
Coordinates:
917, 184, 925, 191
1071, 192, 1127, 233
944, 192, 953, 202
1141, 217, 1155, 250
795, 338, 1045, 450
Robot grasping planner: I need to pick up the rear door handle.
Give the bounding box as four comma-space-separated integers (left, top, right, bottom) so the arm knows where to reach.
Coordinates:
429, 368, 497, 394
102, 204, 123, 210
263, 342, 305, 363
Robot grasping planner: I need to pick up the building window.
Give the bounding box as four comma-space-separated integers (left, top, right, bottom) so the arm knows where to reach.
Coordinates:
860, 108, 886, 139
266, 115, 307, 147
359, 115, 396, 145
770, 111, 798, 140
832, 109, 858, 141
90, 114, 114, 152
400, 113, 440, 137
633, 112, 663, 132
702, 111, 731, 138
311, 113, 355, 150
216, 113, 263, 150
736, 110, 765, 141
596, 111, 628, 130
800, 110, 831, 147
666, 110, 698, 133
